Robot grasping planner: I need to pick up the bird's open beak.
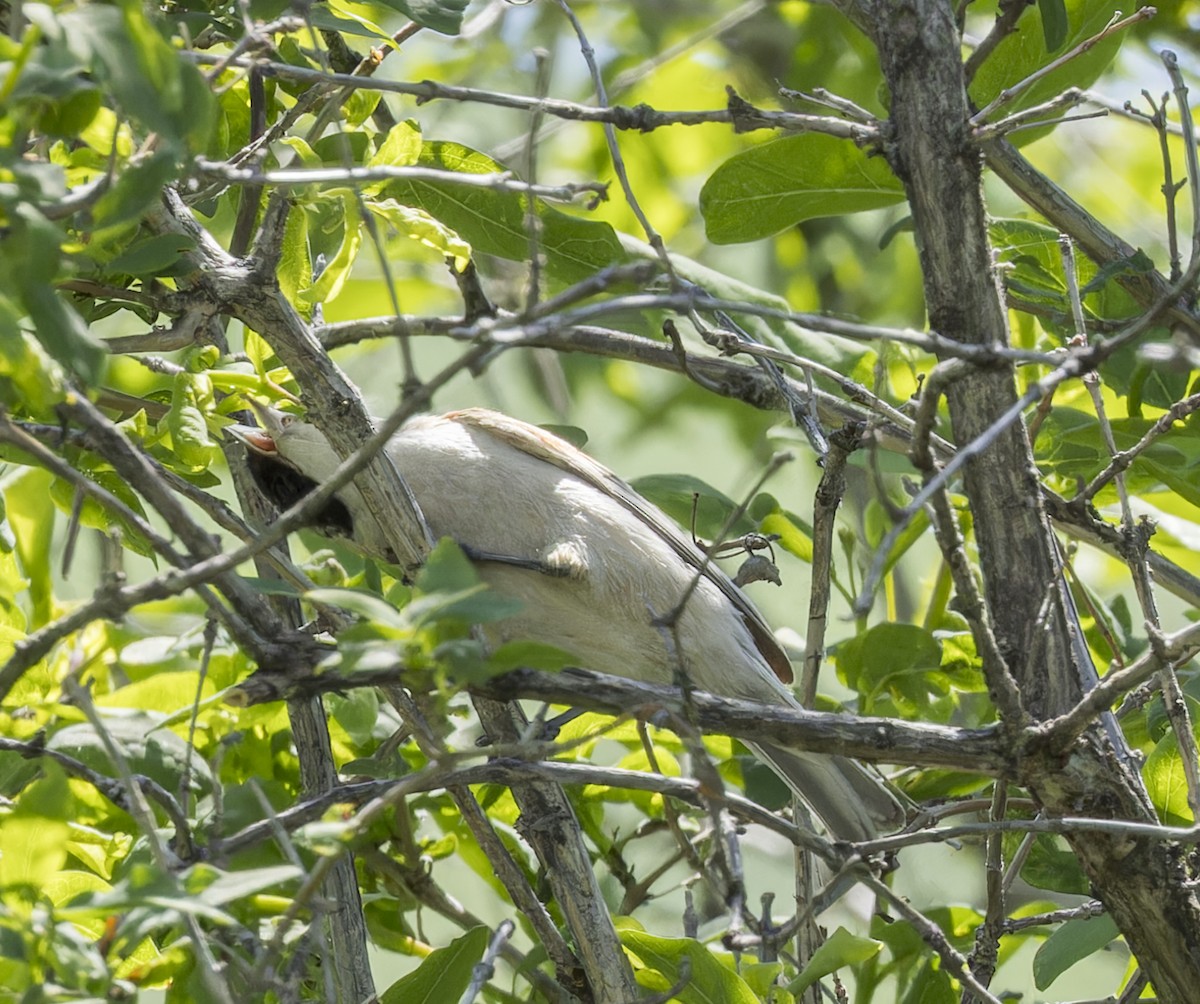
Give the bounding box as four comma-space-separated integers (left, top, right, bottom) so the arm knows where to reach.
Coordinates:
224, 400, 294, 456
225, 422, 277, 455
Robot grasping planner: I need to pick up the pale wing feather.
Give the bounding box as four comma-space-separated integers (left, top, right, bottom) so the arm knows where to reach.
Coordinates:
445, 409, 906, 834
445, 408, 793, 684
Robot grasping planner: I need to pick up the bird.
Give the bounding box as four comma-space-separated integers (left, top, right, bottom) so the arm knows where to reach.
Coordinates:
226, 403, 905, 840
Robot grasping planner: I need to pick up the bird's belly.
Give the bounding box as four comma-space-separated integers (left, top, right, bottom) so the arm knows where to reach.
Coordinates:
474, 563, 792, 708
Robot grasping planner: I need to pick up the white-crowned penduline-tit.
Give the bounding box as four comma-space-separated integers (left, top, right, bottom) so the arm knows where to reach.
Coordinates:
227, 405, 905, 841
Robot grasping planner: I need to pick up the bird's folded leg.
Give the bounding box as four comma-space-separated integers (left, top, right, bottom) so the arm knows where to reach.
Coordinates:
536, 706, 586, 739
461, 540, 589, 580
475, 706, 585, 746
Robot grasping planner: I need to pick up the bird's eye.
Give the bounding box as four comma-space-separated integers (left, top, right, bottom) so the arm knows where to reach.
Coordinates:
279, 414, 294, 429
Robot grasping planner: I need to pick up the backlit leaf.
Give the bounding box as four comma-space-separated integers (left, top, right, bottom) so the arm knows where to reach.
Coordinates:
700, 133, 904, 244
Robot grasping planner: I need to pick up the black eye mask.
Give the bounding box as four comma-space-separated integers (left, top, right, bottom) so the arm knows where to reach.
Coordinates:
244, 450, 356, 540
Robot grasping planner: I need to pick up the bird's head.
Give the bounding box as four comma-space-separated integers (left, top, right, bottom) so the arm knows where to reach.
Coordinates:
227, 401, 334, 471
225, 401, 356, 539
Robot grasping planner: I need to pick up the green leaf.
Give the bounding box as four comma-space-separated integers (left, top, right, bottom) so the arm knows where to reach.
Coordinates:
380, 926, 489, 1004
432, 636, 494, 683
907, 961, 958, 1003
277, 206, 313, 315
343, 85, 382, 128
0, 496, 12, 557
46, 717, 214, 798
310, 2, 392, 40
368, 120, 423, 170
538, 424, 588, 449
298, 191, 362, 305
90, 150, 181, 233
36, 87, 102, 139
991, 218, 1071, 314
1035, 409, 1200, 505
990, 218, 1146, 336
1018, 833, 1090, 894
1078, 249, 1155, 298
21, 285, 106, 385
1144, 726, 1200, 825
416, 537, 481, 595
279, 136, 323, 168
367, 198, 472, 271
48, 467, 157, 559
758, 508, 813, 562
1138, 453, 1200, 510
2, 206, 106, 383
305, 587, 409, 630
629, 473, 751, 540
1108, 340, 1192, 411
970, 0, 1128, 125
488, 640, 576, 673
384, 141, 626, 283
700, 133, 904, 245
1033, 914, 1119, 990
407, 584, 523, 628
167, 372, 215, 470
835, 622, 944, 714
0, 319, 64, 419
371, 0, 469, 35
1037, 0, 1070, 51
329, 688, 380, 747
739, 750, 792, 810
3, 467, 55, 625
1033, 407, 1107, 481
737, 961, 783, 998
0, 766, 70, 891
408, 542, 523, 628
66, 861, 234, 927
59, 2, 213, 149
105, 233, 197, 278
194, 863, 303, 907
789, 927, 882, 994
864, 497, 931, 579
620, 931, 759, 1004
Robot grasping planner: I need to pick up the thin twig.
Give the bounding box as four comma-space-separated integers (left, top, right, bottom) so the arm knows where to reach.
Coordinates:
861, 870, 1005, 1004
1162, 49, 1200, 280
1075, 392, 1200, 502
192, 158, 609, 202
553, 0, 676, 283
963, 783, 1008, 1004
1142, 89, 1185, 281
182, 50, 876, 141
1040, 620, 1200, 749
962, 1, 1031, 86
971, 8, 1156, 125
902, 361, 1024, 722
972, 87, 1094, 141
801, 426, 858, 707
1002, 899, 1106, 934
458, 920, 515, 1004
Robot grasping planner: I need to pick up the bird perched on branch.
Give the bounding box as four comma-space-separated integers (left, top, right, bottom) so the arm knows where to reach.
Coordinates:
227, 404, 904, 840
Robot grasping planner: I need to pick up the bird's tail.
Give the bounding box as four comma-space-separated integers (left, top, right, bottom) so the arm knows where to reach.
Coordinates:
747, 741, 907, 841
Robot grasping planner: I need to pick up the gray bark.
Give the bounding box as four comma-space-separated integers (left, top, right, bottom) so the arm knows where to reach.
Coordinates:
854, 2, 1200, 998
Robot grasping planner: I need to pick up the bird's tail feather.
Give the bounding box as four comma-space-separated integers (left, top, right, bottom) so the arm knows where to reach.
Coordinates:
748, 741, 906, 841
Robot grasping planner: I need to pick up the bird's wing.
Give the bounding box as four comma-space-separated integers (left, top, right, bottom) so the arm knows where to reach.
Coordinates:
445, 408, 793, 684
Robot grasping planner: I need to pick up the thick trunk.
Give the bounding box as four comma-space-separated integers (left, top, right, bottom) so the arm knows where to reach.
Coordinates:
859, 2, 1200, 997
